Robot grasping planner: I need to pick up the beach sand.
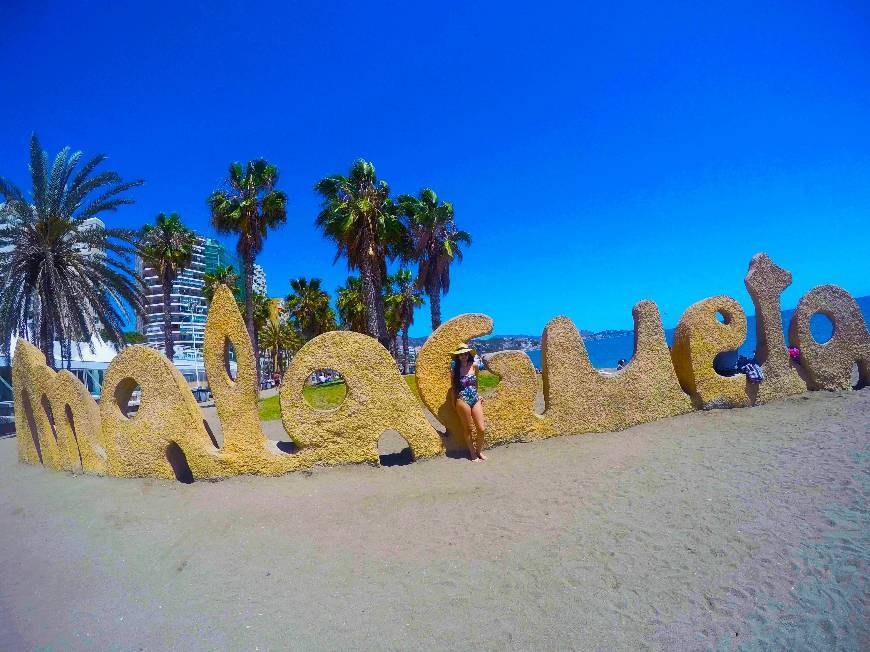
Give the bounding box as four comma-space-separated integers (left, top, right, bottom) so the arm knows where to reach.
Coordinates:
0, 387, 867, 650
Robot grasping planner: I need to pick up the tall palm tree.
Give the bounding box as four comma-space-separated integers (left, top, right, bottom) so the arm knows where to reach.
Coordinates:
208, 159, 287, 378
285, 277, 336, 341
203, 264, 239, 303
336, 276, 367, 333
314, 159, 404, 348
398, 188, 471, 330
0, 133, 144, 369
390, 268, 424, 374
139, 213, 196, 362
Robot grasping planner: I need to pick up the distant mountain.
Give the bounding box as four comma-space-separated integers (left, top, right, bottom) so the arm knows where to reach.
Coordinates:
407, 295, 870, 354
407, 330, 630, 352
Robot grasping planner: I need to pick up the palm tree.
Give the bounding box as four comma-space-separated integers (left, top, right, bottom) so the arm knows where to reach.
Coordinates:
203, 264, 239, 304
390, 269, 424, 374
208, 159, 287, 378
398, 188, 471, 330
232, 290, 274, 381
0, 134, 144, 368
139, 213, 196, 362
336, 276, 367, 333
237, 291, 273, 339
259, 316, 301, 380
259, 319, 281, 378
286, 277, 336, 341
314, 159, 404, 348
383, 278, 403, 360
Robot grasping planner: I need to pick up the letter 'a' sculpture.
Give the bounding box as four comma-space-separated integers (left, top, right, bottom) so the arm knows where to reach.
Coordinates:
789, 285, 869, 390
10, 253, 869, 481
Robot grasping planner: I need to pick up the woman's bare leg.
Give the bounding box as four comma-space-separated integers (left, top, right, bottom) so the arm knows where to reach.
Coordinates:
455, 400, 477, 460
471, 401, 487, 460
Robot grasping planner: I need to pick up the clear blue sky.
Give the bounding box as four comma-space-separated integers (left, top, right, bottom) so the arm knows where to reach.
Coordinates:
2, 1, 868, 337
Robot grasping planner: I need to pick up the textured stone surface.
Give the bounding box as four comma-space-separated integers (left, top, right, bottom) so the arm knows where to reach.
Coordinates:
415, 314, 546, 451
204, 284, 303, 475
415, 314, 493, 451
101, 346, 227, 480
671, 296, 750, 409
744, 253, 808, 404
11, 341, 105, 473
280, 330, 442, 465
12, 341, 64, 470
481, 350, 550, 445
48, 370, 106, 474
541, 301, 693, 433
788, 285, 870, 391
11, 258, 868, 483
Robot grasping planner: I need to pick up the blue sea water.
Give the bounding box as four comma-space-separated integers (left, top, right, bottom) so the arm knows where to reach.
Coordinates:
524, 296, 870, 370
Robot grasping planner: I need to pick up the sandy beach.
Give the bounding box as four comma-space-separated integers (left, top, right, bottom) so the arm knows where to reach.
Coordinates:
0, 387, 867, 650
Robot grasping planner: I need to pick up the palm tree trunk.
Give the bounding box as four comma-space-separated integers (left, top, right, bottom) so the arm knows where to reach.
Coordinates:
360, 257, 389, 347
402, 325, 410, 375
429, 287, 441, 331
375, 288, 389, 347
39, 313, 56, 370
243, 246, 260, 385
162, 273, 174, 361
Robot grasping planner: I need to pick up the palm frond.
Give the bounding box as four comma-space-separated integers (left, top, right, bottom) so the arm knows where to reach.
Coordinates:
0, 135, 145, 367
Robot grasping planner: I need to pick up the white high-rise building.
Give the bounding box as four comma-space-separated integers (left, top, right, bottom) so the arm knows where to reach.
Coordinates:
138, 238, 208, 384
137, 236, 242, 385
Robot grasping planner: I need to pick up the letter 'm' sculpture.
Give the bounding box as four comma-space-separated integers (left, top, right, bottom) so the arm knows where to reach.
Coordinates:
11, 254, 869, 481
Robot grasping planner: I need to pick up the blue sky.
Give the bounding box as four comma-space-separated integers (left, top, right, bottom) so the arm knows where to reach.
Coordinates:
2, 1, 868, 337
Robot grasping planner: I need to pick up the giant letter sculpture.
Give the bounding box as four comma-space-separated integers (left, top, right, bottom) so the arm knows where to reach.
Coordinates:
101, 346, 227, 480
12, 341, 105, 473
744, 253, 807, 404
542, 300, 692, 433
13, 341, 66, 470
789, 285, 870, 390
47, 370, 105, 474
415, 314, 546, 452
203, 284, 306, 475
280, 330, 443, 465
671, 296, 750, 409
10, 257, 869, 482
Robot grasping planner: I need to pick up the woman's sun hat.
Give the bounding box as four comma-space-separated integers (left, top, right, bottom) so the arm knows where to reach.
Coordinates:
451, 342, 477, 357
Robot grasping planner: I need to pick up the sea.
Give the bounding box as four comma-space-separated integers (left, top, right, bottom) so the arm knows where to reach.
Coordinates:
524, 295, 870, 371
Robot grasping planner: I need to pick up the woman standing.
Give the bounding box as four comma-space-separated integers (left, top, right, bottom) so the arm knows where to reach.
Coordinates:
451, 343, 488, 461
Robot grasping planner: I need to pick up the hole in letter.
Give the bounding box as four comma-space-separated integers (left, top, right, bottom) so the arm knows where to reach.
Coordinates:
809, 312, 834, 345
166, 442, 194, 483
378, 430, 413, 467
224, 337, 238, 381
304, 369, 346, 410
113, 378, 141, 419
